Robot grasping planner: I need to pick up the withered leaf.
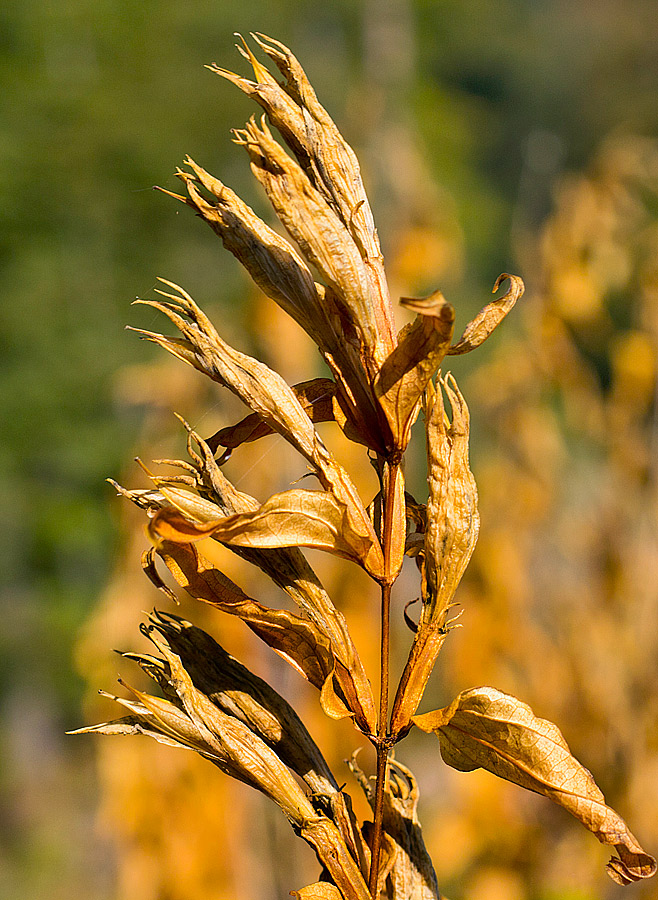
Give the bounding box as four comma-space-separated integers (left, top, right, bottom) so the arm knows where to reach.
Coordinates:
211, 33, 396, 361
290, 885, 344, 900
422, 374, 479, 625
130, 281, 383, 577
206, 378, 336, 453
126, 429, 378, 732
143, 611, 339, 795
153, 543, 331, 688
375, 291, 455, 450
413, 686, 657, 886
447, 273, 524, 355
154, 542, 376, 731
149, 485, 380, 577
159, 159, 325, 344
166, 157, 387, 454
382, 760, 441, 900
76, 651, 371, 898
391, 375, 479, 735
235, 116, 385, 370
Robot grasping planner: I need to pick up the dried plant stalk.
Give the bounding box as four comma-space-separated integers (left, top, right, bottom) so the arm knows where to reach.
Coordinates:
76, 34, 656, 900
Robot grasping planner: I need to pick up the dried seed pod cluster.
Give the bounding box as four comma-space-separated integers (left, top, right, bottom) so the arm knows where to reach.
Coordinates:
76, 35, 655, 898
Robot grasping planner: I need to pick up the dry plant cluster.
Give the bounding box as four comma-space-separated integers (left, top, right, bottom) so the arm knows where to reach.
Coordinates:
75, 35, 657, 899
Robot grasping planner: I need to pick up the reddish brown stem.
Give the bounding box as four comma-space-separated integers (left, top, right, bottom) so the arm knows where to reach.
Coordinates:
367, 462, 400, 897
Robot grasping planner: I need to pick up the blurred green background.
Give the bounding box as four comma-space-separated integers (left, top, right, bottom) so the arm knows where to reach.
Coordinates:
2, 1, 658, 898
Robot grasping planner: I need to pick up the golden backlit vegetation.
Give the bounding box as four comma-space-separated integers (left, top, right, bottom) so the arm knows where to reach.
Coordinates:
74, 37, 658, 900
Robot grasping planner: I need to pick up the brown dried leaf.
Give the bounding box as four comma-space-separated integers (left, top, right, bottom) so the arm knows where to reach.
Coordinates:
154, 542, 331, 687
382, 760, 441, 900
300, 818, 371, 900
375, 291, 455, 450
211, 34, 396, 357
235, 116, 386, 372
413, 687, 657, 886
155, 542, 376, 731
290, 884, 344, 900
159, 159, 325, 343
130, 281, 383, 577
422, 374, 479, 624
166, 163, 386, 454
149, 485, 380, 577
78, 654, 371, 898
144, 611, 338, 794
391, 375, 479, 735
125, 430, 378, 732
206, 378, 336, 453
447, 273, 524, 355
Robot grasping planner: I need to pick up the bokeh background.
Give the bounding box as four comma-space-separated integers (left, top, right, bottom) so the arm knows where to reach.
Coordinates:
3, 1, 658, 899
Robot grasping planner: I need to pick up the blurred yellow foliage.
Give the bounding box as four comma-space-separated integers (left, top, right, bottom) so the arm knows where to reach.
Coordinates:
79, 133, 658, 899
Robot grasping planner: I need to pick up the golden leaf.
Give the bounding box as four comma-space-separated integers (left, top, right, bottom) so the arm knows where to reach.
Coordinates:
158, 159, 324, 344
422, 374, 479, 624
206, 378, 336, 453
130, 281, 384, 577
290, 884, 344, 900
154, 542, 376, 732
75, 644, 370, 900
413, 686, 657, 885
210, 33, 396, 361
142, 611, 339, 794
375, 290, 455, 450
125, 428, 378, 733
447, 273, 524, 355
150, 485, 380, 577
381, 760, 441, 900
166, 159, 387, 454
235, 116, 386, 373
391, 374, 479, 735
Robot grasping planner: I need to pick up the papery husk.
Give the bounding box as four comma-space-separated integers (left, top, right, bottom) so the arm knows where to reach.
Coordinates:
75, 647, 371, 900
115, 423, 378, 732
391, 374, 479, 735
235, 115, 385, 375
149, 541, 376, 731
210, 33, 396, 365
348, 755, 442, 900
375, 291, 455, 451
131, 280, 384, 578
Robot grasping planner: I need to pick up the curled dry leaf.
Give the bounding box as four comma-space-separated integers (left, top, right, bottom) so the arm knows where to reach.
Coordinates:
206, 377, 336, 453
132, 611, 368, 869
158, 159, 324, 344
391, 375, 479, 735
74, 633, 370, 900
382, 760, 442, 900
290, 884, 344, 900
153, 542, 376, 733
348, 755, 441, 900
149, 485, 381, 578
143, 610, 338, 794
235, 116, 385, 373
375, 290, 455, 451
422, 375, 479, 624
118, 423, 378, 732
131, 280, 384, 578
447, 273, 524, 355
413, 686, 657, 886
209, 33, 396, 362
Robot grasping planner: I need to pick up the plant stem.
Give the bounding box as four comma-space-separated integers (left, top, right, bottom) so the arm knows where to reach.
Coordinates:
368, 736, 389, 897
368, 461, 400, 897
